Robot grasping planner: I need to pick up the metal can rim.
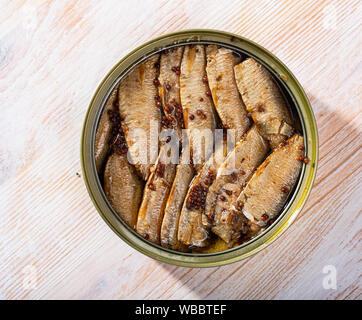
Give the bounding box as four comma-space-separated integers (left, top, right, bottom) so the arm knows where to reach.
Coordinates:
80, 29, 319, 267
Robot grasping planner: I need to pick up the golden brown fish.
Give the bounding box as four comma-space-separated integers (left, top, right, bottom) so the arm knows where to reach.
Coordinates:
104, 153, 143, 229
136, 147, 176, 244
118, 54, 161, 180
237, 134, 304, 225
94, 86, 119, 175
180, 44, 217, 169
206, 45, 250, 142
202, 125, 269, 243
178, 142, 227, 248
160, 154, 194, 251
158, 47, 185, 141
234, 57, 294, 149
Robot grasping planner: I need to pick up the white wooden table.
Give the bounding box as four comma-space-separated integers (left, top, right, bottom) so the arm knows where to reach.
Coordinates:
0, 0, 360, 300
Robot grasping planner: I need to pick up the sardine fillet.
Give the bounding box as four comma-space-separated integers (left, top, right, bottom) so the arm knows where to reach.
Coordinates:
238, 134, 304, 223
159, 47, 184, 141
136, 148, 176, 244
104, 153, 143, 229
160, 160, 194, 251
206, 45, 250, 142
178, 142, 227, 247
192, 237, 231, 254
118, 54, 161, 180
180, 45, 217, 168
94, 86, 118, 174
234, 58, 294, 149
203, 125, 269, 243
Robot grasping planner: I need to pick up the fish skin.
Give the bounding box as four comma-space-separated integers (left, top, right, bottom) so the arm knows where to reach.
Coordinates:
246, 221, 265, 240
136, 147, 176, 244
159, 47, 184, 142
202, 125, 269, 243
160, 154, 194, 251
104, 153, 143, 229
237, 134, 304, 223
94, 86, 119, 175
234, 57, 294, 149
180, 45, 217, 169
118, 54, 161, 180
178, 142, 227, 248
206, 45, 250, 142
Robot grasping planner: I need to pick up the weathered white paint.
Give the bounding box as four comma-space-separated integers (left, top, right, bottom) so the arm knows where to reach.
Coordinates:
0, 0, 360, 300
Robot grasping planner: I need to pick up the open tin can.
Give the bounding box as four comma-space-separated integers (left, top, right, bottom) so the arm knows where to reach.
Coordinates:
81, 29, 318, 267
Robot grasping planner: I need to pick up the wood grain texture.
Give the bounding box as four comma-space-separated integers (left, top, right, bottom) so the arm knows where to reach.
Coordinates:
0, 0, 361, 300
